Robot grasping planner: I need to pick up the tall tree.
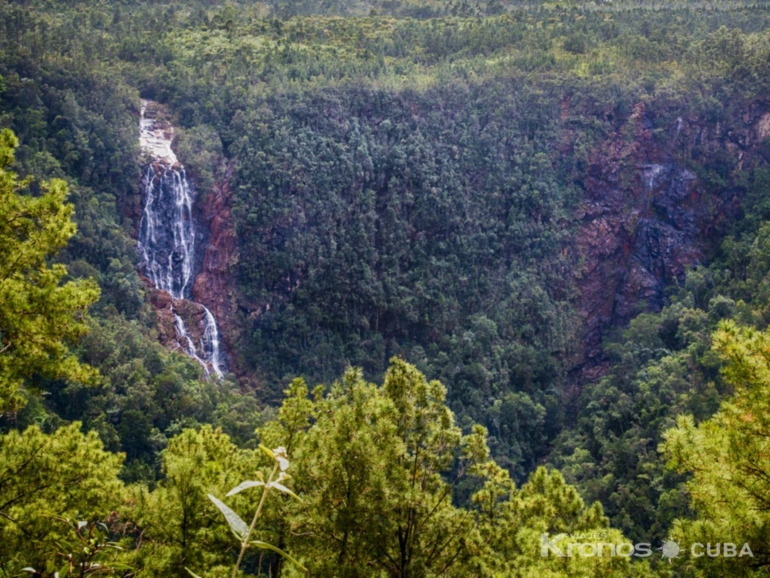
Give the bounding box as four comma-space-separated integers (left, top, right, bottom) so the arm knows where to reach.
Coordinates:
0, 129, 100, 415
260, 360, 643, 577
130, 426, 262, 577
663, 320, 770, 576
0, 424, 126, 574
260, 360, 488, 577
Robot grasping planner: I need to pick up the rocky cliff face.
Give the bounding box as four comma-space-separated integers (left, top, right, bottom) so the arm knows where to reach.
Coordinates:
137, 100, 227, 377
135, 153, 239, 376
573, 99, 770, 376
192, 166, 241, 361
138, 98, 770, 382
147, 287, 204, 349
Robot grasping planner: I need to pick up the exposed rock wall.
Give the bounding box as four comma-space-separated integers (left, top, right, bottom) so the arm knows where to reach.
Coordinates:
192, 166, 241, 361
138, 98, 770, 382
573, 99, 770, 376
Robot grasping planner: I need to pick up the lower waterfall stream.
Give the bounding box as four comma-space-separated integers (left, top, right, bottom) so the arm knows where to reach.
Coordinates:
137, 100, 225, 378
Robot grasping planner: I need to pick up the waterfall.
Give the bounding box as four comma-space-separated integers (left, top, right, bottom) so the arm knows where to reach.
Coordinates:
137, 165, 196, 299
202, 306, 224, 378
138, 100, 225, 379
642, 163, 664, 191
173, 307, 209, 369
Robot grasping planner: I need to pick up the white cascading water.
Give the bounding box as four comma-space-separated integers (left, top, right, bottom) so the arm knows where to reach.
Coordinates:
138, 164, 197, 298
137, 100, 225, 378
174, 309, 209, 369
201, 306, 224, 378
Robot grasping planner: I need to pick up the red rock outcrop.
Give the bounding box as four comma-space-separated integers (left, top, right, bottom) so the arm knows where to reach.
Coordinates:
192, 165, 241, 363
146, 282, 213, 361
572, 99, 770, 375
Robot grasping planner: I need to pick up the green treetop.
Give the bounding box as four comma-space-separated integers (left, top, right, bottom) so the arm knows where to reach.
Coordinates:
0, 128, 100, 414
662, 320, 770, 576
256, 359, 644, 577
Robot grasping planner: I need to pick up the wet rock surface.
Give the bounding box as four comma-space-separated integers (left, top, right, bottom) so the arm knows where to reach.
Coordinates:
573, 100, 770, 375
137, 100, 226, 378
192, 165, 241, 360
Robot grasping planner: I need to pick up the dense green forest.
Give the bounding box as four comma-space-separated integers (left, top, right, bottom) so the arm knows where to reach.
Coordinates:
4, 0, 770, 575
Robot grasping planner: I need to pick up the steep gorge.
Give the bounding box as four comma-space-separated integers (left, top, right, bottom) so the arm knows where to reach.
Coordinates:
197, 91, 770, 389
132, 84, 770, 399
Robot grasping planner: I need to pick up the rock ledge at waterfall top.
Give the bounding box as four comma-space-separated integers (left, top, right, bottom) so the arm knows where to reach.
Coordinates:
140, 99, 178, 165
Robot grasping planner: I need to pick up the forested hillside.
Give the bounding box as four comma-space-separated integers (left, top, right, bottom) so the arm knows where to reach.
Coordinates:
3, 0, 770, 575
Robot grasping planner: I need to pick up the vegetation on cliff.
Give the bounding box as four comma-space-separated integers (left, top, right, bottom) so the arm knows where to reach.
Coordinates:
4, 0, 770, 575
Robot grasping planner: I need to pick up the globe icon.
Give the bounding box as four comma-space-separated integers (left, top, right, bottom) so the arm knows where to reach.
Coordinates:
659, 541, 681, 562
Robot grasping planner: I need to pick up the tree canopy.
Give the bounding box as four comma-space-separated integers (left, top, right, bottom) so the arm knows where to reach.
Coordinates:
0, 128, 99, 415
4, 1, 770, 576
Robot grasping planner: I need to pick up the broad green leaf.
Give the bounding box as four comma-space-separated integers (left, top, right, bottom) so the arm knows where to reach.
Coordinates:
268, 481, 302, 501
208, 494, 249, 539
251, 540, 307, 572
227, 480, 265, 496
259, 444, 275, 459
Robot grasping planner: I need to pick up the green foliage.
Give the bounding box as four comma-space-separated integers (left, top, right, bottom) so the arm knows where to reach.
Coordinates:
175, 124, 224, 194
0, 128, 100, 414
7, 2, 770, 574
548, 155, 770, 545
475, 463, 646, 577
255, 359, 638, 577
0, 423, 127, 574
549, 298, 723, 545
129, 426, 262, 576
662, 320, 770, 576
259, 361, 487, 576
62, 311, 264, 482
23, 519, 133, 578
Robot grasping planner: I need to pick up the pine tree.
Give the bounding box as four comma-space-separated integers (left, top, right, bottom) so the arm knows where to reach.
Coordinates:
662, 320, 770, 575
0, 129, 100, 414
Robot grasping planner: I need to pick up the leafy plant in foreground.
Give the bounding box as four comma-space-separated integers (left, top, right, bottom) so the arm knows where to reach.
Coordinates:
187, 445, 305, 578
